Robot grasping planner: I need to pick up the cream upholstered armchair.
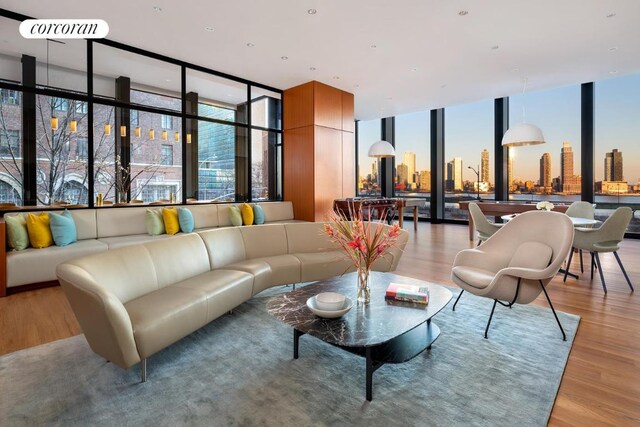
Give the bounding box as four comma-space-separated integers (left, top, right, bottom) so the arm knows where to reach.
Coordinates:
451, 210, 574, 340
564, 207, 634, 294
468, 202, 502, 245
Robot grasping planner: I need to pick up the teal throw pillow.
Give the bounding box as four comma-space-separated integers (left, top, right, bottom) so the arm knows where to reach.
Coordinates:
253, 204, 265, 225
5, 214, 30, 251
49, 210, 77, 247
178, 207, 195, 233
145, 208, 166, 235
229, 206, 243, 227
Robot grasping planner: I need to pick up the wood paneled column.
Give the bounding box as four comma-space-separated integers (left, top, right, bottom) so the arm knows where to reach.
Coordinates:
283, 81, 355, 221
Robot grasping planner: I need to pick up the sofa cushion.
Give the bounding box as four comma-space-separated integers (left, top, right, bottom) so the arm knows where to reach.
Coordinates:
49, 210, 78, 247
293, 251, 354, 283
260, 201, 294, 222
7, 240, 108, 287
97, 206, 148, 238
68, 209, 98, 240
250, 255, 301, 295
178, 207, 195, 233
5, 214, 29, 251
184, 204, 218, 229
224, 259, 272, 296
198, 228, 246, 269
97, 234, 170, 250
26, 213, 54, 249
172, 269, 253, 322
144, 234, 212, 289
451, 266, 495, 289
240, 224, 288, 259
162, 207, 180, 235
285, 222, 340, 253
218, 204, 242, 227
229, 206, 242, 227
253, 204, 265, 225
146, 209, 166, 236
124, 286, 208, 359
241, 203, 254, 225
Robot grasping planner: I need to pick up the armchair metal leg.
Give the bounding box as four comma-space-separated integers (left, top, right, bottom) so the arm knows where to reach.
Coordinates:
539, 281, 566, 341
613, 251, 634, 292
593, 252, 607, 294
484, 300, 498, 339
579, 250, 584, 273
452, 290, 464, 311
563, 249, 574, 283
140, 358, 147, 383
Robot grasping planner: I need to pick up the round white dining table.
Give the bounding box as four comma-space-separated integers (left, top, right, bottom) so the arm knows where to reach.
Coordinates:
500, 214, 600, 227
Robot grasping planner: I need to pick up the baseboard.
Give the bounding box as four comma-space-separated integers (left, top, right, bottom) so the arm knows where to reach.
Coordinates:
6, 280, 60, 295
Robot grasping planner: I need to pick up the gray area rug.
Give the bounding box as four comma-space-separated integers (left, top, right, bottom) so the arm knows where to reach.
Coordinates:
0, 286, 579, 427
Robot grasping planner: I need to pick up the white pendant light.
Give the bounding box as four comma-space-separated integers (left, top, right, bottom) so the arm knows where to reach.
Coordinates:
502, 123, 545, 147
368, 140, 395, 158
503, 77, 545, 147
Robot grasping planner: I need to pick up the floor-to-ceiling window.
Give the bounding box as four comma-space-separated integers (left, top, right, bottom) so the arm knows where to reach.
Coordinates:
0, 88, 23, 205
444, 99, 494, 220
595, 74, 640, 233
394, 111, 431, 217
508, 84, 581, 205
357, 119, 381, 196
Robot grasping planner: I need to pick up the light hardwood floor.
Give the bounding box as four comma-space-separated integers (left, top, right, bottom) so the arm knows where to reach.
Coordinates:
0, 223, 638, 426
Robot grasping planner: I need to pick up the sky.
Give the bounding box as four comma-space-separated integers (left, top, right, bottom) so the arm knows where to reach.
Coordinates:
358, 73, 640, 185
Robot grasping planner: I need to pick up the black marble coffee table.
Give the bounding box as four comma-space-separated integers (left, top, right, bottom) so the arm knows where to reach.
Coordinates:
266, 271, 453, 401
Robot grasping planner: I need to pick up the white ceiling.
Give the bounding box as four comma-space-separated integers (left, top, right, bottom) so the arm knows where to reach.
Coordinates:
2, 0, 640, 120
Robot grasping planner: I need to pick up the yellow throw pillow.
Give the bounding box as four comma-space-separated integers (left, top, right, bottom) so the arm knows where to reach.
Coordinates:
162, 207, 180, 235
241, 203, 254, 226
26, 213, 54, 249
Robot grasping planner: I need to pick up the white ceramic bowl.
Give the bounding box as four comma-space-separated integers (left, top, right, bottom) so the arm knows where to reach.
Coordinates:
307, 296, 353, 319
314, 292, 346, 311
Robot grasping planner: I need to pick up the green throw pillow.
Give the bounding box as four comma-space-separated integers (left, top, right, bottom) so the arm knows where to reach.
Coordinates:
178, 207, 195, 233
5, 214, 29, 251
145, 208, 166, 235
49, 210, 78, 246
228, 206, 243, 227
253, 204, 265, 225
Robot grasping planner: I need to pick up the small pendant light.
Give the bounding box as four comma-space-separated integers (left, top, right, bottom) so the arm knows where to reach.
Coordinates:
149, 129, 155, 140
120, 125, 127, 137
51, 116, 59, 131
104, 124, 111, 135
70, 120, 77, 133
186, 133, 192, 144
135, 126, 141, 138
174, 132, 180, 142
162, 130, 168, 141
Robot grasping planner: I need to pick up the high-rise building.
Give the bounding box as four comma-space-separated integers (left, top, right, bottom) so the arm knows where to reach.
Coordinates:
396, 163, 408, 185
418, 170, 431, 192
560, 141, 581, 193
539, 153, 552, 189
403, 151, 416, 184
480, 149, 490, 183
604, 149, 624, 182
446, 157, 463, 191
508, 149, 514, 189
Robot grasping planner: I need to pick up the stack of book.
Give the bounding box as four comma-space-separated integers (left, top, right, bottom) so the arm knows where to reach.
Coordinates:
385, 283, 429, 304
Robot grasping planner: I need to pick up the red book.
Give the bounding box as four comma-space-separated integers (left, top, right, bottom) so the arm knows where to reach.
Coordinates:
385, 283, 429, 304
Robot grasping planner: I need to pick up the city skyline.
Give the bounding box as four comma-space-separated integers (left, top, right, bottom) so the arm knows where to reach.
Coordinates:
357, 74, 640, 188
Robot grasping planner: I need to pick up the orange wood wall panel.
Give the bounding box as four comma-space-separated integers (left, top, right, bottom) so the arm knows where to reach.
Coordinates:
313, 81, 343, 130
283, 82, 314, 130
341, 91, 355, 132
314, 126, 343, 221
341, 131, 355, 198
283, 126, 315, 221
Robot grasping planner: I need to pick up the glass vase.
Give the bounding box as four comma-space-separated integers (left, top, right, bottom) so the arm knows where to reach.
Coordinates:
356, 267, 371, 304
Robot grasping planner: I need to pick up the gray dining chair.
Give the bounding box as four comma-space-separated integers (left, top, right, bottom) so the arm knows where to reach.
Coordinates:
468, 202, 502, 246
563, 207, 634, 294
565, 201, 597, 273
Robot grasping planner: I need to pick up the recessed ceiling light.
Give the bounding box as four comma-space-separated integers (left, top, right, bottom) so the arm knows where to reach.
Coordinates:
370, 44, 377, 48
491, 45, 499, 50
204, 27, 214, 32
609, 46, 618, 51
281, 56, 288, 60
153, 6, 162, 12
309, 67, 316, 71
333, 76, 340, 79
308, 9, 317, 15
458, 10, 469, 16
246, 42, 255, 47
411, 68, 418, 72
354, 84, 359, 88
440, 84, 446, 88
606, 12, 616, 18
609, 70, 618, 74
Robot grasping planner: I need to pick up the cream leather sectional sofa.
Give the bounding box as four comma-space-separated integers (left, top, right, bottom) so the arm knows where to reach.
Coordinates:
0, 202, 298, 295
56, 222, 408, 380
